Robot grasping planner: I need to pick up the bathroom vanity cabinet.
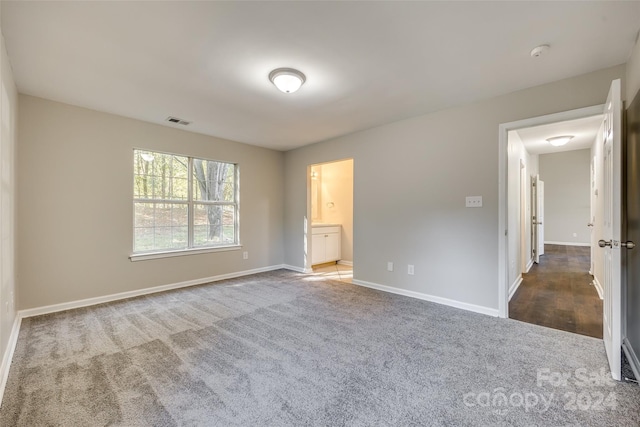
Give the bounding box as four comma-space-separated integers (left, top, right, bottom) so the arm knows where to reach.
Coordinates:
311, 225, 341, 265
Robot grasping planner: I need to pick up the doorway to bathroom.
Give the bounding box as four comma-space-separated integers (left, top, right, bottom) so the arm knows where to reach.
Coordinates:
308, 158, 354, 283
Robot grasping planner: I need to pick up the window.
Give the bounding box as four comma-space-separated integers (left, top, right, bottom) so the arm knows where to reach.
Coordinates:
133, 150, 238, 255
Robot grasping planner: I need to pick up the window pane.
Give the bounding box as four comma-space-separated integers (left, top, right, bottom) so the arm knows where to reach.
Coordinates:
134, 202, 188, 252
134, 150, 188, 200
133, 151, 238, 254
192, 159, 235, 202
193, 204, 235, 247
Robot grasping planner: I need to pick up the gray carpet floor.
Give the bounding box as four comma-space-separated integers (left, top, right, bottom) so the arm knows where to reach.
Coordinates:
1, 269, 639, 426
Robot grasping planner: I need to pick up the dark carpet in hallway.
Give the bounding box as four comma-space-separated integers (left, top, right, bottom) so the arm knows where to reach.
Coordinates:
510, 244, 602, 338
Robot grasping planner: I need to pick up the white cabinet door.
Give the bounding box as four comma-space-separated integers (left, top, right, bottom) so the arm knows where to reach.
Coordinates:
311, 233, 326, 265
325, 232, 341, 262
311, 226, 341, 265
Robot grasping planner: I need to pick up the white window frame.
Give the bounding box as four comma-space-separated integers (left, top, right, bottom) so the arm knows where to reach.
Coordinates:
130, 149, 240, 261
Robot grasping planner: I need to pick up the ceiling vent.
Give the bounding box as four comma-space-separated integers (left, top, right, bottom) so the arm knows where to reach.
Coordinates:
166, 116, 191, 126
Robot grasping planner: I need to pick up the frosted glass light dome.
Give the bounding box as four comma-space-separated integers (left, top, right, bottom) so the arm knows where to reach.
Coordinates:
546, 135, 574, 147
269, 68, 306, 93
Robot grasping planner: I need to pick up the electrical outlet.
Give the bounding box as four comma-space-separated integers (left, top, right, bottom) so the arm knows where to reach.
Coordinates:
408, 265, 415, 275
465, 196, 483, 208
243, 251, 249, 260
572, 233, 577, 237
387, 262, 394, 272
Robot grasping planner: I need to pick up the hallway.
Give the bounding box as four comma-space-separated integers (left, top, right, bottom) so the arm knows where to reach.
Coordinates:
510, 244, 603, 338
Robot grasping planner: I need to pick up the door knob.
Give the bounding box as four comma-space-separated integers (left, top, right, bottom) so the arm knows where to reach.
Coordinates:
622, 241, 636, 249
587, 223, 594, 227
598, 240, 612, 248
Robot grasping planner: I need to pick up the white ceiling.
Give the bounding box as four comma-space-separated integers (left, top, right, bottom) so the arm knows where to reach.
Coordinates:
2, 1, 640, 151
515, 115, 604, 155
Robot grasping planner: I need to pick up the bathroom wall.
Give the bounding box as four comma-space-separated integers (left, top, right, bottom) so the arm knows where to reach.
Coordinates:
313, 159, 354, 263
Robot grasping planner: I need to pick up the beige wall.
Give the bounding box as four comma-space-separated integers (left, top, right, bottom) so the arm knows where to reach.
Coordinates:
626, 31, 640, 104
0, 16, 18, 382
315, 159, 353, 262
539, 149, 591, 245
284, 65, 625, 311
17, 95, 284, 309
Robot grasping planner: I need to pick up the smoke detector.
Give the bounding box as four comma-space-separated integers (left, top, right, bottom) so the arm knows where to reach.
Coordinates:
530, 44, 550, 58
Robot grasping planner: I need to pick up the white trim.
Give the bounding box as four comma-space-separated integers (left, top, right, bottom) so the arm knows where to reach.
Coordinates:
499, 121, 508, 318
0, 315, 22, 405
544, 241, 590, 247
525, 258, 534, 273
622, 338, 640, 383
593, 276, 604, 300
509, 275, 523, 301
498, 104, 605, 319
282, 264, 312, 274
352, 279, 499, 317
19, 265, 286, 319
129, 245, 242, 262
338, 260, 353, 266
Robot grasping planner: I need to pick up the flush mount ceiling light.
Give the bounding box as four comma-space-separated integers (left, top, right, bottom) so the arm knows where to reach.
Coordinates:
546, 135, 574, 147
269, 68, 306, 93
530, 44, 550, 58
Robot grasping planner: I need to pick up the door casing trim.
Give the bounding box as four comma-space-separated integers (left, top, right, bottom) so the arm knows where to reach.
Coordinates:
498, 104, 605, 318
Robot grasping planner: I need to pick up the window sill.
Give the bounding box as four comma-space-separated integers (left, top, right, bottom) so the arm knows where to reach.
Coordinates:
129, 245, 242, 262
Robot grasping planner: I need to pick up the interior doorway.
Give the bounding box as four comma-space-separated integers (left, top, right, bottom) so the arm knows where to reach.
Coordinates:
307, 159, 354, 284
501, 108, 605, 338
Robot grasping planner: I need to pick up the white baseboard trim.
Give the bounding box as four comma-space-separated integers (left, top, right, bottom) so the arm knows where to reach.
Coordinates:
19, 264, 287, 319
544, 241, 590, 247
622, 338, 640, 385
338, 260, 353, 266
525, 258, 534, 273
509, 275, 523, 301
282, 264, 313, 274
592, 276, 604, 300
352, 279, 499, 317
0, 314, 22, 406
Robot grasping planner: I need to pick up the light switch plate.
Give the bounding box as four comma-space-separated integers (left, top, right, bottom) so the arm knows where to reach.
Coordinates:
465, 196, 483, 208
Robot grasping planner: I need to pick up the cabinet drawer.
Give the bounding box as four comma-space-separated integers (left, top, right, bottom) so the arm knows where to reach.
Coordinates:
312, 226, 340, 235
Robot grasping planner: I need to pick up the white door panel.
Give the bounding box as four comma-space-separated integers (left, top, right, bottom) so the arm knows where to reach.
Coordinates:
532, 175, 544, 263
538, 180, 545, 257
601, 79, 622, 381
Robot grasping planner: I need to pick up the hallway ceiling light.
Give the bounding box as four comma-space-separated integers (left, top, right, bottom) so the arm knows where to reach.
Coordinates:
269, 68, 306, 93
546, 135, 574, 147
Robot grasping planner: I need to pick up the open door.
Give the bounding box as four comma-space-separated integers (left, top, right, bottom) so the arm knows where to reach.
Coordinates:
599, 79, 622, 381
532, 175, 544, 263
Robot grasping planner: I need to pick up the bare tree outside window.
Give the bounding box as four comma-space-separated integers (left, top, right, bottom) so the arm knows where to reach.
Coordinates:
133, 150, 237, 253
192, 159, 235, 245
